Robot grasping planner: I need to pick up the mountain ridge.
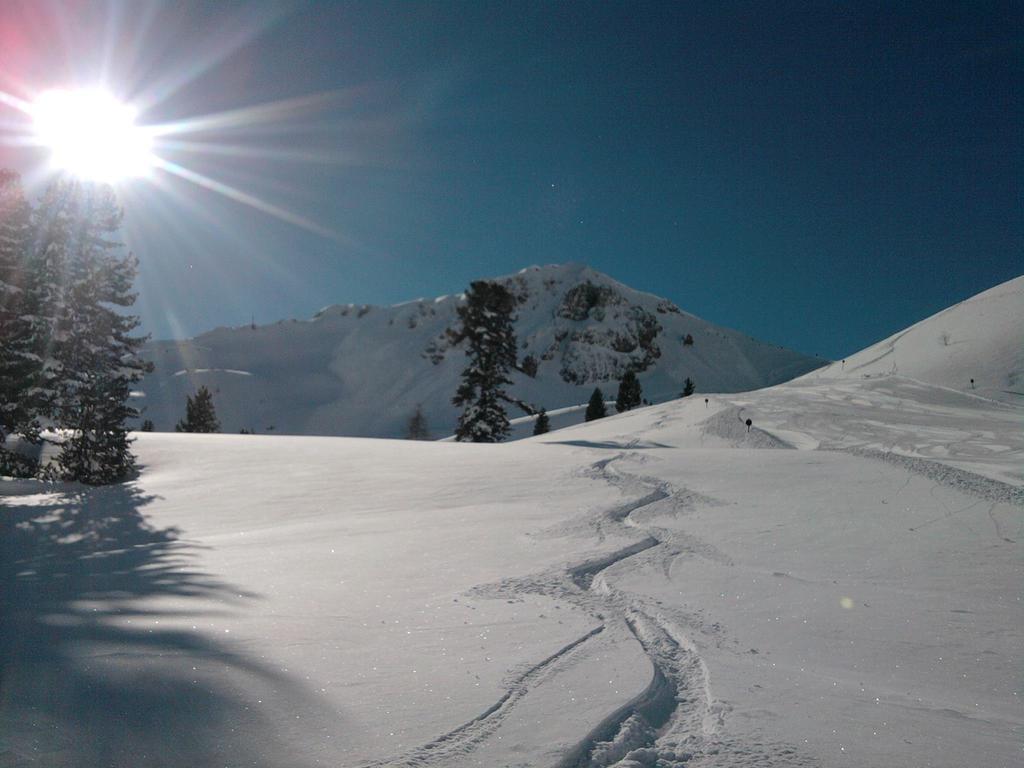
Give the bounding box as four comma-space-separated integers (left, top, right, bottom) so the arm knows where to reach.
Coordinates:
137, 263, 824, 437
798, 274, 1023, 404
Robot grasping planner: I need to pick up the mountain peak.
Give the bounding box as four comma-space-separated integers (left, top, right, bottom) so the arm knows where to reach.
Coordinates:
140, 266, 823, 437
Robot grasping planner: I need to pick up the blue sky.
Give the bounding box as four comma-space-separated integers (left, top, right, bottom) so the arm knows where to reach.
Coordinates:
1, 1, 1020, 359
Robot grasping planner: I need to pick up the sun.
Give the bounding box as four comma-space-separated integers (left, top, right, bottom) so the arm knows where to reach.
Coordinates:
31, 89, 154, 183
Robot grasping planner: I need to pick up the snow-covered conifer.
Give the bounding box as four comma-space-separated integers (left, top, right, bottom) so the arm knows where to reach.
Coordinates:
406, 404, 430, 440
0, 170, 38, 450
585, 387, 606, 421
615, 370, 642, 413
49, 181, 151, 483
25, 178, 80, 422
520, 354, 538, 378
451, 281, 518, 442
176, 386, 220, 433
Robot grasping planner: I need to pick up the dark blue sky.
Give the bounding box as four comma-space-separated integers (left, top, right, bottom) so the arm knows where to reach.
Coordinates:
1, 1, 1020, 358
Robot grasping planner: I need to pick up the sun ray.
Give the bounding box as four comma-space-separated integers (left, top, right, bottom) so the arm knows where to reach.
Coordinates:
151, 156, 351, 244
123, 188, 242, 358
156, 138, 366, 168
148, 89, 364, 138
131, 171, 308, 293
1, 82, 367, 246
133, 3, 295, 114
0, 89, 32, 114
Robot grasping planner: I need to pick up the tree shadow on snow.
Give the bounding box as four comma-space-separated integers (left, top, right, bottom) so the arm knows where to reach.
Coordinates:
0, 480, 324, 768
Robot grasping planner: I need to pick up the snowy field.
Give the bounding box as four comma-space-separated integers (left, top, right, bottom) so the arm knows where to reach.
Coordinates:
2, 279, 1021, 767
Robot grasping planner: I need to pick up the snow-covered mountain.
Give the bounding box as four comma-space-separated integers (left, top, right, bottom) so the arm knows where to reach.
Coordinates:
137, 263, 823, 436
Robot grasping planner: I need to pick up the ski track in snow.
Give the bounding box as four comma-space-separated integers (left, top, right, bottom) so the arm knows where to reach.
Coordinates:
357, 626, 606, 768
837, 446, 1024, 507
365, 453, 811, 767
553, 457, 812, 768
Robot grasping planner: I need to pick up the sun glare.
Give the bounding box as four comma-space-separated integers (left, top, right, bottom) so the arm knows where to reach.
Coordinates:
31, 89, 154, 182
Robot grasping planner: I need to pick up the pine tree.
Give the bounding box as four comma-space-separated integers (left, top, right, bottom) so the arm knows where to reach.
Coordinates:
26, 178, 78, 429
520, 354, 538, 378
0, 170, 38, 451
451, 281, 518, 442
176, 386, 220, 433
140, 419, 154, 432
49, 181, 151, 484
533, 407, 550, 435
615, 370, 642, 413
585, 387, 606, 421
406, 404, 430, 440
681, 377, 695, 397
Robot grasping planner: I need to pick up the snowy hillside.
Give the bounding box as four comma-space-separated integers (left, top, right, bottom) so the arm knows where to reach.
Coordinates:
3, 276, 1021, 768
136, 264, 823, 437
804, 275, 1023, 403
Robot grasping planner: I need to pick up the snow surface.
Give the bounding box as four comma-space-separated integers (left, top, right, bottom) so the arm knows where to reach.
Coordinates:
135, 264, 823, 438
806, 275, 1023, 405
2, 276, 1021, 767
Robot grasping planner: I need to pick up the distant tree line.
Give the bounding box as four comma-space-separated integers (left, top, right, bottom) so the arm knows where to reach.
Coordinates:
0, 171, 150, 483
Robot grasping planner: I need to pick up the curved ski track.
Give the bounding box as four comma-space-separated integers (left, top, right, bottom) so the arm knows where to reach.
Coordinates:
358, 625, 606, 768
364, 452, 747, 767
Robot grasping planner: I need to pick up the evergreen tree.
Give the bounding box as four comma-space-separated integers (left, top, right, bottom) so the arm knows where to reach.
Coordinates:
140, 419, 154, 432
48, 181, 151, 483
406, 404, 430, 440
176, 386, 220, 433
615, 370, 642, 413
25, 178, 78, 428
681, 377, 695, 397
0, 170, 38, 450
585, 387, 606, 421
451, 281, 518, 442
520, 354, 538, 378
533, 407, 550, 435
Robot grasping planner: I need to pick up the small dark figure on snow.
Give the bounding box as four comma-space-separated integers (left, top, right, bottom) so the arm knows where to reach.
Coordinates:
970, 378, 975, 389
745, 418, 752, 433
533, 408, 550, 436
704, 398, 709, 408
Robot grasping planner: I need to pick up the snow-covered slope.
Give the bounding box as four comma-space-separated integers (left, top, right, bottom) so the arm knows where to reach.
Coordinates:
803, 275, 1023, 403
137, 264, 822, 436
3, 277, 1020, 768
4, 382, 1019, 767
